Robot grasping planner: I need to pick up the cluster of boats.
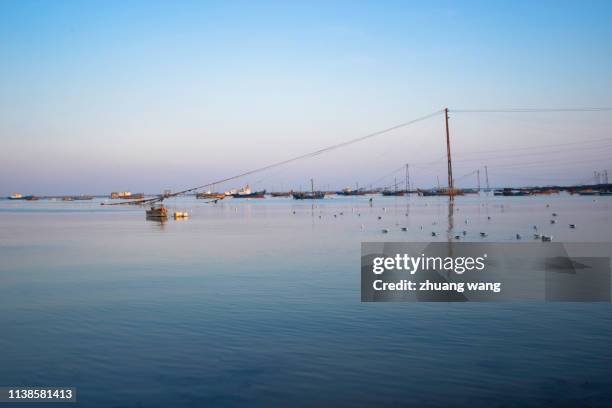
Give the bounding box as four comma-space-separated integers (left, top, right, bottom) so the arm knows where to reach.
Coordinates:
7, 193, 93, 201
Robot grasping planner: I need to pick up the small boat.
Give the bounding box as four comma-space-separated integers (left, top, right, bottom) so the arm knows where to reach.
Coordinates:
61, 196, 74, 201
381, 178, 405, 196
25, 196, 39, 201
494, 188, 530, 196
196, 192, 225, 200
8, 193, 24, 200
292, 179, 325, 200
146, 205, 168, 218
292, 191, 325, 199
270, 192, 291, 197
336, 188, 367, 196
418, 188, 464, 197
381, 190, 405, 196
111, 192, 144, 199
230, 185, 266, 198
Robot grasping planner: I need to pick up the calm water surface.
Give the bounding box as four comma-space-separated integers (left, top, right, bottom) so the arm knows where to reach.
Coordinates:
1, 194, 611, 407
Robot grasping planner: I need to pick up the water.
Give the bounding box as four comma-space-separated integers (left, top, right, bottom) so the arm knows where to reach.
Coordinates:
1, 194, 611, 407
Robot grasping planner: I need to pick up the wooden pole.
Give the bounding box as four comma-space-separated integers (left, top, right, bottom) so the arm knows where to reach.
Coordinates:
445, 108, 454, 199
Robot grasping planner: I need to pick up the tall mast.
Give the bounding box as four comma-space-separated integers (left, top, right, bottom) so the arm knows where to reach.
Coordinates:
310, 178, 314, 194
405, 163, 409, 192
485, 165, 490, 190
477, 169, 481, 192
444, 108, 454, 199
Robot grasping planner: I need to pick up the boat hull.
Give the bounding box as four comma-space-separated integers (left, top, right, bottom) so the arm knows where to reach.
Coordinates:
231, 190, 266, 198
292, 192, 325, 199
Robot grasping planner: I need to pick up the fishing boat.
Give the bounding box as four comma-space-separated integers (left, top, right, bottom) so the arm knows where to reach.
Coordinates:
196, 191, 225, 200
494, 188, 530, 196
110, 191, 144, 199
8, 193, 24, 200
381, 190, 405, 196
418, 188, 464, 197
230, 185, 266, 198
381, 177, 405, 196
146, 205, 168, 218
337, 188, 366, 196
293, 179, 325, 200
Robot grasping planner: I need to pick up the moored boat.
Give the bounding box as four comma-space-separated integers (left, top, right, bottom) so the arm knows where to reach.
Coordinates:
336, 188, 366, 196
381, 190, 405, 196
418, 188, 464, 197
293, 179, 324, 200
8, 193, 24, 200
292, 191, 325, 199
146, 205, 168, 218
230, 185, 266, 198
196, 192, 225, 200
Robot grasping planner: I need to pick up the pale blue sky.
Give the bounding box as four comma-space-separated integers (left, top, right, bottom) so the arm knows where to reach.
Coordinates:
1, 0, 611, 194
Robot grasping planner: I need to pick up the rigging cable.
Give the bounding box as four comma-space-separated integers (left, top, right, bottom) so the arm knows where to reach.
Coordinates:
102, 109, 444, 205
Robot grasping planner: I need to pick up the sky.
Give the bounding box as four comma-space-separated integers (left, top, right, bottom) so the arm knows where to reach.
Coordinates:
1, 0, 612, 195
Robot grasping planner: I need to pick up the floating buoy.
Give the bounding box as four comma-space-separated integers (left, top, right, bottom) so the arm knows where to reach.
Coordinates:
382, 229, 389, 233
569, 224, 576, 229
431, 232, 437, 237
454, 235, 461, 240
378, 216, 382, 220
487, 216, 491, 220
462, 230, 467, 235
401, 227, 408, 231
550, 219, 556, 224
516, 234, 522, 240
552, 213, 557, 217
480, 232, 487, 237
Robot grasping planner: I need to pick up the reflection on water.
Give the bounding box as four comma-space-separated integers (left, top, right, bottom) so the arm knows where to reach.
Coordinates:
0, 194, 611, 407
